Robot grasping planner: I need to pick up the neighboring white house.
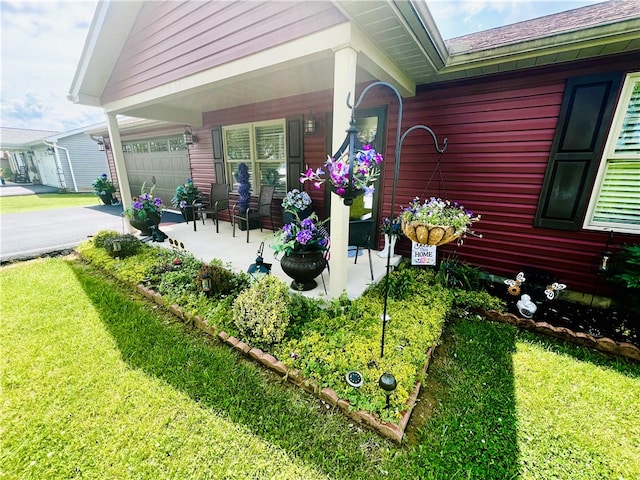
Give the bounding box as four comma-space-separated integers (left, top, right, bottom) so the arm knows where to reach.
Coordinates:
0, 125, 110, 192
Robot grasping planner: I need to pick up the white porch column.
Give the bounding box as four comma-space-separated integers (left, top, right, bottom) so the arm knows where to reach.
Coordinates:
329, 46, 358, 298
106, 113, 133, 229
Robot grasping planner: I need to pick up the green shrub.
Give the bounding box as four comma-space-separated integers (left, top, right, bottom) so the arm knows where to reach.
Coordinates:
92, 230, 121, 249
103, 234, 141, 258
286, 293, 326, 340
232, 276, 291, 348
198, 260, 251, 300
452, 289, 505, 314
608, 243, 640, 312
435, 253, 483, 290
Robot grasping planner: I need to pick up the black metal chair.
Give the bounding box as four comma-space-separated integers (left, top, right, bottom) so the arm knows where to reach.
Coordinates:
199, 183, 230, 233
349, 218, 375, 281
232, 185, 276, 243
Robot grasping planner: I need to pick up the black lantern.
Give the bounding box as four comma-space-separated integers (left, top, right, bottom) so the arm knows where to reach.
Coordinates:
304, 111, 316, 135
378, 372, 397, 409
111, 239, 122, 253
97, 139, 106, 151
200, 272, 211, 293
183, 126, 196, 146
247, 242, 272, 281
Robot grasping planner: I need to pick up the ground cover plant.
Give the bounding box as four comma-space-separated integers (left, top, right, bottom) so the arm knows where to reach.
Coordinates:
0, 192, 100, 214
2, 257, 638, 479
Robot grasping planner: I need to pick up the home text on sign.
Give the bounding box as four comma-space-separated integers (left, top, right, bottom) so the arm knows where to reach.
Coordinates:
411, 242, 437, 266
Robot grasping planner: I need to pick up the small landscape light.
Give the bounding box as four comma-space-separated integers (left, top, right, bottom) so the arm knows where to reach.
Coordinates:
111, 239, 122, 253
201, 272, 211, 293
378, 372, 397, 409
346, 370, 364, 388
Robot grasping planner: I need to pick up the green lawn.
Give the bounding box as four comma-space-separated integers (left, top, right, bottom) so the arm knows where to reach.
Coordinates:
1, 258, 638, 479
0, 193, 101, 214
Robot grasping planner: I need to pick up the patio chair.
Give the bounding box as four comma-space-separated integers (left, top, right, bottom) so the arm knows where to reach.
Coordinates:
349, 218, 375, 281
232, 185, 276, 243
199, 183, 230, 233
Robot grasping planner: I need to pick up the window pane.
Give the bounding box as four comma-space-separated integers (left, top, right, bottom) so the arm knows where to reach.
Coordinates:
614, 82, 640, 155
169, 138, 188, 151
255, 124, 285, 161
228, 162, 254, 193
258, 161, 286, 194
150, 139, 168, 152
131, 142, 149, 154
225, 127, 251, 160
592, 160, 640, 225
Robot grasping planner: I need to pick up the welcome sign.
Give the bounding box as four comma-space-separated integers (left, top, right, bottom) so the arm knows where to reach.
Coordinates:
411, 242, 437, 266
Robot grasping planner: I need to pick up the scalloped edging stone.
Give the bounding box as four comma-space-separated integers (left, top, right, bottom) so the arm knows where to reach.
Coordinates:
135, 283, 434, 443
478, 309, 640, 362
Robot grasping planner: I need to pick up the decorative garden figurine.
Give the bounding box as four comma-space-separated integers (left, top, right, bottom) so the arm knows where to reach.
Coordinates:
517, 294, 537, 318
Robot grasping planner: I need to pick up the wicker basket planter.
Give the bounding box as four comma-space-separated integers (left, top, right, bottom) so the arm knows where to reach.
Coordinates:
401, 221, 461, 246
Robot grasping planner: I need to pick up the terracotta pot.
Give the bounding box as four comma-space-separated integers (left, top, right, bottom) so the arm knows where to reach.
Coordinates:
280, 250, 327, 291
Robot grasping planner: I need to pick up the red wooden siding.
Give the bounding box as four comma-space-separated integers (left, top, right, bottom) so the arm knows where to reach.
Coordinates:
102, 1, 346, 103
374, 55, 639, 294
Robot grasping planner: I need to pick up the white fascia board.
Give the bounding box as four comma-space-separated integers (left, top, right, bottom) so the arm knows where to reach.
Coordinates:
123, 105, 204, 127
68, 1, 143, 106
100, 23, 355, 116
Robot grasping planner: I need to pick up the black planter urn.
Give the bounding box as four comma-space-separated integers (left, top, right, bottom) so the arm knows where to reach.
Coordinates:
128, 212, 161, 236
237, 217, 260, 231
181, 206, 196, 222
280, 250, 327, 291
100, 193, 115, 205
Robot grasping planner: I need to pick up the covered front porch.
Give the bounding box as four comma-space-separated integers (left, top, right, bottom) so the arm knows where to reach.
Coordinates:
156, 216, 401, 299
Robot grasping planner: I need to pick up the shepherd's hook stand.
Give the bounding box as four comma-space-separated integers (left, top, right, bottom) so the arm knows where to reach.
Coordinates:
345, 81, 447, 358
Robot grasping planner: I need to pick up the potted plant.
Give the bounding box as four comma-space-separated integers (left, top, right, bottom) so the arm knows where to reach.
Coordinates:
124, 183, 163, 235
92, 173, 117, 205
378, 215, 402, 258
234, 163, 257, 231
281, 188, 312, 225
171, 178, 201, 221
401, 196, 480, 246
270, 212, 329, 291
300, 144, 383, 205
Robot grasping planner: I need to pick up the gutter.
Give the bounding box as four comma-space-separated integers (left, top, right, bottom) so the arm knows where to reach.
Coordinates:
42, 141, 79, 192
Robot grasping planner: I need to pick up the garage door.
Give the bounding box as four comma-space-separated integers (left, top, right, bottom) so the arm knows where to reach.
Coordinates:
123, 136, 190, 209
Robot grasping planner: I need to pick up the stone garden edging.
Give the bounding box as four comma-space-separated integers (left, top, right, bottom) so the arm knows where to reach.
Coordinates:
136, 283, 433, 444
477, 308, 640, 362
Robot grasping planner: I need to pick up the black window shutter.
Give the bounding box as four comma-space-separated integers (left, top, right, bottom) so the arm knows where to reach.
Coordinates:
211, 126, 225, 184
534, 73, 623, 230
286, 116, 304, 191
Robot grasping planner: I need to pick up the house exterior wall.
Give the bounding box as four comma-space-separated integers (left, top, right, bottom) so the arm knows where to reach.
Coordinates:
185, 53, 639, 295
58, 133, 110, 192
102, 0, 346, 103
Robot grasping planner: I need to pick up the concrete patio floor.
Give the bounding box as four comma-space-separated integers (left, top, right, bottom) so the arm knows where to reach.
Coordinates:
155, 216, 401, 299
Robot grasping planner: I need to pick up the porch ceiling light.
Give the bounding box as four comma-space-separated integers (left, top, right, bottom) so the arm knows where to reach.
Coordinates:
183, 126, 197, 146
304, 111, 316, 136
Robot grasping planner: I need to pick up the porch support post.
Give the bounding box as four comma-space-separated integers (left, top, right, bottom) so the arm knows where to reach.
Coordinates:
106, 113, 133, 230
329, 46, 358, 298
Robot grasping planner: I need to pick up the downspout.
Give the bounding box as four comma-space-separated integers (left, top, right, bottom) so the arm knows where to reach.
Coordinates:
43, 141, 79, 192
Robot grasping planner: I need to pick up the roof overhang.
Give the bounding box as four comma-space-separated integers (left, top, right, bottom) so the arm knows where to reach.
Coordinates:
68, 0, 640, 124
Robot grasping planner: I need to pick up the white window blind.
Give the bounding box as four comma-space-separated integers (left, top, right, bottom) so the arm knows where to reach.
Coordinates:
585, 73, 640, 233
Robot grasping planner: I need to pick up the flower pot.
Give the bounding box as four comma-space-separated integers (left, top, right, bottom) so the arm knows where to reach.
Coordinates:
129, 212, 161, 236
237, 217, 260, 231
378, 234, 398, 258
401, 221, 460, 246
181, 206, 196, 222
280, 250, 327, 291
100, 193, 115, 205
282, 206, 313, 226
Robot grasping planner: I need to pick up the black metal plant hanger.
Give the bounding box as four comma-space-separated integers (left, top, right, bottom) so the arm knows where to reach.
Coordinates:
335, 81, 448, 358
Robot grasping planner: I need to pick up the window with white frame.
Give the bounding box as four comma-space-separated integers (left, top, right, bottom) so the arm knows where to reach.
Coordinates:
223, 120, 287, 194
584, 72, 640, 233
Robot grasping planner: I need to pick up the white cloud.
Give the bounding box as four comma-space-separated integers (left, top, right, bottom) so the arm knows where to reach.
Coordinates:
0, 0, 102, 131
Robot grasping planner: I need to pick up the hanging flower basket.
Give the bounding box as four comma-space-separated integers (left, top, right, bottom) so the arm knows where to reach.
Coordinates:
401, 222, 461, 246
401, 197, 480, 246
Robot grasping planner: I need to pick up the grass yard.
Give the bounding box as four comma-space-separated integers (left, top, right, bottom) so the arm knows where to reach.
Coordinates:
0, 193, 100, 214
1, 257, 639, 479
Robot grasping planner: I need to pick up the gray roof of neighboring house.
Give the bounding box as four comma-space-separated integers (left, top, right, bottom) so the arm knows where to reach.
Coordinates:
446, 0, 640, 54
0, 127, 61, 148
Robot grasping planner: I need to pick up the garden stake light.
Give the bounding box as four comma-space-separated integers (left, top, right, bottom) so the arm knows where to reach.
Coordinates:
200, 272, 211, 293
378, 372, 397, 409
247, 242, 272, 281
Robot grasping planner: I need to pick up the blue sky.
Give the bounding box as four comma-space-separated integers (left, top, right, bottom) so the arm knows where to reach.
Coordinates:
0, 0, 603, 133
